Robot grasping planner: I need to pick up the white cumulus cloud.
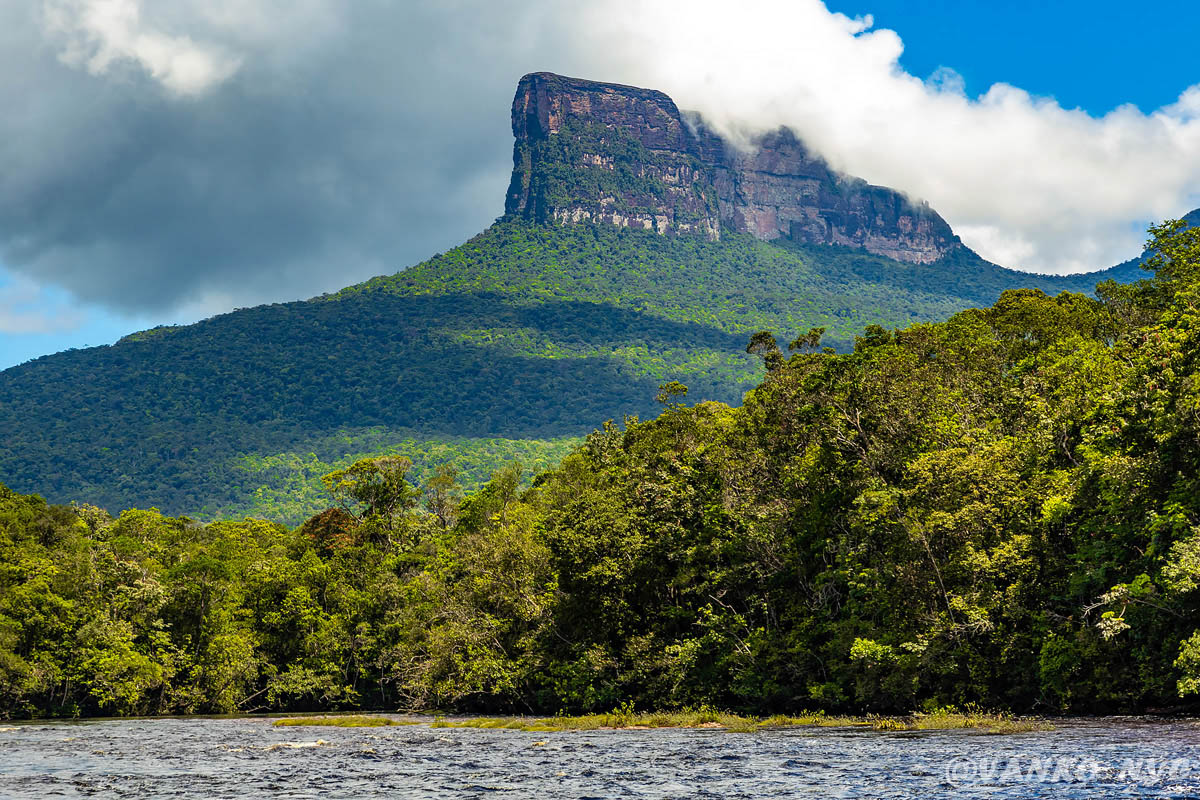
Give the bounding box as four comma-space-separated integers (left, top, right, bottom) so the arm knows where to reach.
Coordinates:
0, 275, 83, 334
41, 0, 242, 95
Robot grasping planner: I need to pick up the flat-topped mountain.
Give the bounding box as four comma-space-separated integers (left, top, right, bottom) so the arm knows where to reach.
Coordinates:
505, 72, 960, 263
0, 72, 1150, 522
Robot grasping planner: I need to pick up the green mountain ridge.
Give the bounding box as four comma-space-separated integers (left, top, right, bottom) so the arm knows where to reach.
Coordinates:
0, 220, 1143, 523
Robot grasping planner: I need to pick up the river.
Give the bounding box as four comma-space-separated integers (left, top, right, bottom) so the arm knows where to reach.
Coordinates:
3, 716, 1199, 798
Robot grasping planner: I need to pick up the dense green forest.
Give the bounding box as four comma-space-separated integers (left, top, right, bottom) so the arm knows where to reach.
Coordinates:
0, 220, 1138, 523
1, 221, 1195, 720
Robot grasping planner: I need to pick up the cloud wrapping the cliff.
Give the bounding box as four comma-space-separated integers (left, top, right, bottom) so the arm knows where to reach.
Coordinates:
4, 0, 1200, 324
572, 0, 1200, 273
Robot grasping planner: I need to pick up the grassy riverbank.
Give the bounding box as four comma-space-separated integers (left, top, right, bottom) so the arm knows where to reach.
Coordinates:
272, 707, 1049, 733
273, 715, 420, 728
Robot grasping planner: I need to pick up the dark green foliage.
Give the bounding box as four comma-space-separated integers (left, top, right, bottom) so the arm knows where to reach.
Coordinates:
0, 220, 1132, 523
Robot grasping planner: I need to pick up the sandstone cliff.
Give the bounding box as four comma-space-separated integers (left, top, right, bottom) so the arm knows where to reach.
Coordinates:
504, 72, 962, 264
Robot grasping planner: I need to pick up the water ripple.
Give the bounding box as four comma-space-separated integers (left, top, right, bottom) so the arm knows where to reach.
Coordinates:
1, 718, 1200, 798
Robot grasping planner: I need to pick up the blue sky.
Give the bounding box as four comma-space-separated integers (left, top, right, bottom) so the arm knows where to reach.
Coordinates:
0, 276, 153, 368
826, 0, 1196, 114
1, 0, 1197, 370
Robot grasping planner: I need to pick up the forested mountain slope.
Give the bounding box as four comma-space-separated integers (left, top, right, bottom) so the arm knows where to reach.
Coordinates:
0, 220, 1136, 522
0, 72, 1146, 522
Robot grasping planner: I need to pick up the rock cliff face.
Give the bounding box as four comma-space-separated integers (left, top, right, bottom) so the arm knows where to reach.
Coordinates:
504, 72, 962, 264
505, 72, 720, 239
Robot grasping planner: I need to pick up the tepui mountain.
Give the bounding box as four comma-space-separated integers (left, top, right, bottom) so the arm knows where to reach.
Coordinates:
506, 72, 960, 263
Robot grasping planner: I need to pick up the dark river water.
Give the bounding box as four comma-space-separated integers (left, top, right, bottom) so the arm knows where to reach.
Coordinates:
3, 716, 1200, 798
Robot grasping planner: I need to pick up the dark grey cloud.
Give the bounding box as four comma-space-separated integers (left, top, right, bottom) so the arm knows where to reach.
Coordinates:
0, 1, 557, 314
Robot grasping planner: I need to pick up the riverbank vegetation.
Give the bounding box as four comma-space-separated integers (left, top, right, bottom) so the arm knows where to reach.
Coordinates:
269, 706, 1045, 732
2, 221, 1200, 721
274, 715, 417, 728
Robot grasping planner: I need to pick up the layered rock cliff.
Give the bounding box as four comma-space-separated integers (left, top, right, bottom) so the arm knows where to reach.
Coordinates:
504, 72, 962, 264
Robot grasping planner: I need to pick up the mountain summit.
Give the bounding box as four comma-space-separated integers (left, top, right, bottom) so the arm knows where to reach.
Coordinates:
505, 72, 960, 263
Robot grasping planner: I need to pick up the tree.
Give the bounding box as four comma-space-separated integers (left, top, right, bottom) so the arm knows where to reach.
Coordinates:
321, 457, 420, 546
746, 331, 783, 371
299, 508, 359, 553
424, 464, 462, 530
655, 381, 688, 408
789, 326, 826, 354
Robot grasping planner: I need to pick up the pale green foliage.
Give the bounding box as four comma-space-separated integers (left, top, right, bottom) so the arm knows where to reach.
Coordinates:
1175, 633, 1200, 696
849, 639, 897, 665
